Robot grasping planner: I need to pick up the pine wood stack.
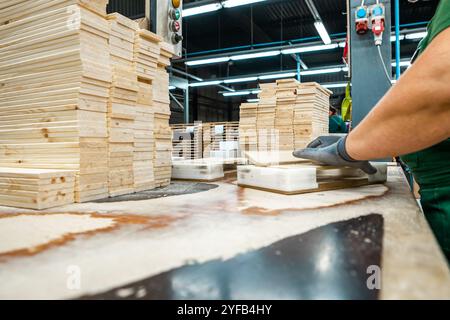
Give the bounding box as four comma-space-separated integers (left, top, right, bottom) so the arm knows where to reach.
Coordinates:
293, 82, 331, 149
0, 1, 175, 209
106, 13, 139, 197
133, 29, 161, 190
275, 80, 296, 151
152, 44, 174, 187
0, 0, 109, 25
256, 83, 278, 151
133, 80, 155, 191
0, 1, 112, 203
238, 79, 330, 153
238, 103, 258, 153
134, 29, 161, 82
0, 168, 75, 209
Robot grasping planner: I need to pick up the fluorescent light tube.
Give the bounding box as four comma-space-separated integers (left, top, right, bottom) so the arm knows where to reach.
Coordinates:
392, 61, 411, 67
259, 72, 296, 80
230, 50, 280, 61
314, 21, 331, 45
183, 3, 223, 17
169, 86, 176, 90
223, 91, 252, 96
323, 83, 347, 89
405, 32, 427, 40
223, 0, 267, 8
189, 80, 223, 87
247, 99, 260, 103
301, 67, 342, 76
251, 89, 262, 94
186, 56, 230, 66
390, 34, 405, 42
224, 77, 258, 84
281, 43, 338, 55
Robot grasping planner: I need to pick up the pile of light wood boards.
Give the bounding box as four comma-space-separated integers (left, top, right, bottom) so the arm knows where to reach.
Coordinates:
106, 13, 138, 197
0, 1, 174, 208
237, 162, 388, 195
152, 44, 174, 187
133, 81, 156, 192
292, 82, 331, 149
239, 79, 331, 153
0, 1, 112, 203
238, 103, 258, 153
0, 0, 109, 25
0, 168, 75, 209
133, 30, 162, 191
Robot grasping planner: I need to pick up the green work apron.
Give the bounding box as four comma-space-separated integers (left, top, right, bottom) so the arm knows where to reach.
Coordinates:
400, 0, 450, 261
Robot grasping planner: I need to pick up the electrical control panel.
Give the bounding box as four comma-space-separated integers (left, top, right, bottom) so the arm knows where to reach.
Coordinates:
156, 0, 183, 57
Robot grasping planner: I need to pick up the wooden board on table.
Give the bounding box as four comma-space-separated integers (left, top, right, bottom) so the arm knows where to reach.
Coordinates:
237, 163, 388, 195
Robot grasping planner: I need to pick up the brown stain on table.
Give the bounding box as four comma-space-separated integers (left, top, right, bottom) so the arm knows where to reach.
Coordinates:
239, 185, 390, 216
0, 212, 182, 261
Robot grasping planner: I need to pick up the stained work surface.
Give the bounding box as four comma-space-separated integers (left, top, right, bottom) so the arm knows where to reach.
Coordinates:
0, 167, 449, 299
93, 182, 218, 203
81, 214, 383, 300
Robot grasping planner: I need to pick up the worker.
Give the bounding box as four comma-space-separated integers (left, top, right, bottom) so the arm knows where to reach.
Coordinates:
329, 106, 348, 134
294, 1, 450, 262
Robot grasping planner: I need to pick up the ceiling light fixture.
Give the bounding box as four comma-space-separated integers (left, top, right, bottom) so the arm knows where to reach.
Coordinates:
224, 76, 259, 84
186, 56, 230, 66
301, 67, 342, 76
281, 43, 339, 55
230, 50, 281, 61
223, 90, 252, 96
189, 80, 223, 87
222, 0, 267, 9
182, 3, 223, 17
405, 32, 427, 40
314, 21, 332, 45
258, 72, 297, 80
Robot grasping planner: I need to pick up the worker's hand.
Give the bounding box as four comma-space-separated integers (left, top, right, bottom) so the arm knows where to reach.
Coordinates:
305, 135, 342, 148
293, 136, 378, 175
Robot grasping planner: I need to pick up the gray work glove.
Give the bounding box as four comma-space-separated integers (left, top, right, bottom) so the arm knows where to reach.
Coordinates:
292, 135, 377, 175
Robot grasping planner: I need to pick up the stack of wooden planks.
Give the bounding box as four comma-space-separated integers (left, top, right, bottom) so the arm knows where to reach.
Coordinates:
238, 103, 258, 153
0, 0, 109, 25
293, 82, 331, 149
106, 13, 138, 197
134, 29, 161, 82
133, 80, 155, 192
238, 79, 330, 153
275, 80, 296, 150
0, 1, 175, 208
152, 44, 174, 187
0, 168, 75, 209
0, 1, 112, 203
133, 29, 162, 191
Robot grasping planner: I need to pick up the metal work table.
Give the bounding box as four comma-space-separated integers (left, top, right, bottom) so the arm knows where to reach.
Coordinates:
0, 165, 449, 299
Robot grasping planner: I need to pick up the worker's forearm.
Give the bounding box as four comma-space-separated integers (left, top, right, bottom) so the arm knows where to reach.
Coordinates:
346, 28, 450, 161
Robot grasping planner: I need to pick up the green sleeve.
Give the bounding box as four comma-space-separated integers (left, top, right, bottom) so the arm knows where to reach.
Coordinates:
419, 1, 450, 54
